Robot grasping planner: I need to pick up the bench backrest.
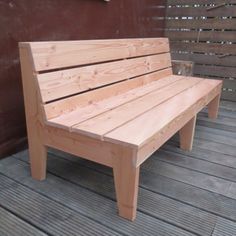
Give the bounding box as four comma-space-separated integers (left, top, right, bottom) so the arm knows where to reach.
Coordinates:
20, 38, 173, 120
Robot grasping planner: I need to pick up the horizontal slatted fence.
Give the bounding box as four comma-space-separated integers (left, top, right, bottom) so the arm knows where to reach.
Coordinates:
164, 0, 236, 101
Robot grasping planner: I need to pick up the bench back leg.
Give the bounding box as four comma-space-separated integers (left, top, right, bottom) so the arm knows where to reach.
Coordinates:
112, 147, 140, 221
19, 46, 47, 181
28, 139, 47, 180
208, 94, 220, 119
179, 115, 197, 151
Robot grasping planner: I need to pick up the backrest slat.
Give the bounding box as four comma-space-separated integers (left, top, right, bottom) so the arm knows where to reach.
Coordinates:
37, 52, 171, 103
29, 38, 170, 71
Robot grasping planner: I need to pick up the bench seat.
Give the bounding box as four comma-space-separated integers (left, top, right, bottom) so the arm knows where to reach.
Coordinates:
48, 75, 221, 149
19, 38, 222, 221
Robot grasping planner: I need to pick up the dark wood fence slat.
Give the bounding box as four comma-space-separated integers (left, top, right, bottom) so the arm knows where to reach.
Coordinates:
166, 6, 236, 17
165, 0, 236, 101
170, 42, 236, 54
166, 19, 236, 30
166, 0, 236, 5
194, 65, 236, 79
171, 53, 236, 67
165, 30, 236, 43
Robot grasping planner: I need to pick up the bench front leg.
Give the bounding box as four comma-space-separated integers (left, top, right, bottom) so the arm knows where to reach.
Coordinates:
179, 115, 197, 151
112, 147, 140, 221
208, 94, 220, 119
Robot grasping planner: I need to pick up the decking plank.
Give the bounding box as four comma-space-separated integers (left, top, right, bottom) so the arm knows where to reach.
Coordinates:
0, 157, 195, 236
163, 141, 236, 169
0, 207, 47, 236
0, 174, 121, 236
46, 145, 236, 222
153, 149, 236, 182
212, 218, 236, 236
0, 101, 235, 235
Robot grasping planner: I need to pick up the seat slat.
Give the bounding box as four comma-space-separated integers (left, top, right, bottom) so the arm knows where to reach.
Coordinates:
37, 53, 171, 103
71, 77, 203, 139
26, 38, 170, 71
104, 79, 222, 148
44, 68, 173, 119
47, 75, 183, 129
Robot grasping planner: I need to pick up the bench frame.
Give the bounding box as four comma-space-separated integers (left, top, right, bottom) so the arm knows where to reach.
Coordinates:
19, 39, 221, 221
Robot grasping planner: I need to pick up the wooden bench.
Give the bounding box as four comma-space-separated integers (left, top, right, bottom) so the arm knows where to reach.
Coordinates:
19, 38, 222, 221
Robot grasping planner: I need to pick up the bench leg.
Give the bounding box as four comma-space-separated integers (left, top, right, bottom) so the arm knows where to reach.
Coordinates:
208, 94, 220, 119
28, 139, 47, 180
179, 115, 197, 151
112, 148, 140, 221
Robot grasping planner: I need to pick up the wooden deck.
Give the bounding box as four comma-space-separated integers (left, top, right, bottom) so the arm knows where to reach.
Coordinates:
0, 101, 236, 236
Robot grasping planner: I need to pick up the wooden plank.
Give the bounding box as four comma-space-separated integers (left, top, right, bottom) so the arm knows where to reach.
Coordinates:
19, 45, 47, 180
0, 207, 47, 236
112, 147, 140, 221
165, 30, 236, 43
0, 175, 121, 236
212, 218, 236, 236
220, 100, 236, 111
221, 90, 236, 101
197, 114, 236, 132
163, 141, 236, 168
23, 144, 236, 233
20, 38, 170, 71
179, 115, 196, 151
155, 149, 236, 182
194, 65, 236, 78
170, 53, 236, 67
38, 53, 171, 102
170, 42, 236, 54
143, 155, 232, 196
42, 125, 115, 167
48, 75, 183, 129
189, 137, 236, 156
1, 156, 196, 236
44, 68, 173, 119
72, 77, 202, 139
166, 5, 236, 17
166, 0, 236, 6
13, 152, 218, 236
166, 19, 236, 30
105, 79, 222, 148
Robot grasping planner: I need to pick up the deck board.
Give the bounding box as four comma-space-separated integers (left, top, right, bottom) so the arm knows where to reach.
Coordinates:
0, 101, 236, 236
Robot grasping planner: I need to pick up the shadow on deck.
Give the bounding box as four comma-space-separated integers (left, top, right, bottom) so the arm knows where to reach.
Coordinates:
0, 101, 236, 236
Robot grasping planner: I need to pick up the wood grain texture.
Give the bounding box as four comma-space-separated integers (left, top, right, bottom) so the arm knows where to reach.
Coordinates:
37, 53, 171, 102
20, 37, 223, 221
166, 19, 236, 30
72, 77, 202, 139
166, 5, 236, 17
105, 79, 222, 148
48, 75, 183, 129
112, 147, 140, 221
19, 46, 47, 180
165, 0, 236, 101
25, 38, 170, 71
208, 94, 221, 119
179, 115, 197, 151
44, 68, 173, 119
